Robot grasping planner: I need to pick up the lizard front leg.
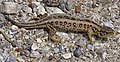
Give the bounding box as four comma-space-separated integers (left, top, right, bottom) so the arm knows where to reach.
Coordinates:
87, 30, 93, 45
46, 24, 61, 42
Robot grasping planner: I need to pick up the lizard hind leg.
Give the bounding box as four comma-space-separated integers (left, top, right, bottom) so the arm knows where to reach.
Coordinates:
46, 24, 61, 42
87, 30, 94, 45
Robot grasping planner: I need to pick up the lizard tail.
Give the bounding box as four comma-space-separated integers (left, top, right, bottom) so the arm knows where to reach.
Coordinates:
4, 15, 47, 28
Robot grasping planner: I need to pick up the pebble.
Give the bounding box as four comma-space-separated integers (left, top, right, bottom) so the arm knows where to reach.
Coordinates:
54, 47, 60, 53
36, 5, 47, 15
0, 13, 6, 21
0, 2, 18, 14
0, 34, 4, 41
30, 51, 40, 57
16, 58, 25, 62
103, 21, 114, 28
0, 55, 4, 62
36, 0, 43, 2
21, 50, 30, 57
6, 55, 16, 62
87, 44, 94, 51
102, 51, 107, 60
42, 46, 50, 52
36, 38, 42, 43
38, 59, 45, 62
22, 5, 32, 13
48, 55, 54, 61
62, 53, 72, 59
58, 45, 65, 53
45, 7, 65, 14
85, 52, 93, 58
11, 25, 18, 31
40, 41, 47, 47
73, 47, 82, 57
56, 32, 70, 40
31, 43, 39, 51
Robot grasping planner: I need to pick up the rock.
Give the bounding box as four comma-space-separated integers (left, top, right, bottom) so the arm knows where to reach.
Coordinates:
36, 5, 47, 15
62, 53, 72, 59
36, 0, 43, 2
0, 2, 18, 14
42, 46, 50, 51
6, 55, 16, 62
32, 2, 40, 7
38, 59, 45, 62
31, 43, 39, 51
30, 51, 40, 57
48, 55, 54, 61
22, 5, 32, 13
11, 40, 19, 47
36, 38, 42, 43
0, 13, 6, 22
64, 41, 74, 48
21, 50, 30, 57
58, 45, 65, 53
11, 25, 19, 31
85, 52, 93, 58
0, 34, 4, 41
45, 7, 65, 14
56, 32, 69, 38
96, 49, 107, 61
102, 51, 107, 60
87, 44, 94, 51
14, 0, 23, 3
40, 41, 47, 47
64, 0, 74, 11
73, 47, 82, 57
103, 21, 114, 28
54, 47, 60, 53
16, 58, 25, 62
0, 55, 4, 62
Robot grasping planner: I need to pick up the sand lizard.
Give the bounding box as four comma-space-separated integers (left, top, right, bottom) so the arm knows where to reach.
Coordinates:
4, 13, 115, 44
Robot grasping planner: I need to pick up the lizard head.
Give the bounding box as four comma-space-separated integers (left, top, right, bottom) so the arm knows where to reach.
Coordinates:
98, 26, 115, 38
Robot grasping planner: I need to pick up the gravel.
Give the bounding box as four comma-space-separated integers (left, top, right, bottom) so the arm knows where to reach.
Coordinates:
0, 0, 120, 62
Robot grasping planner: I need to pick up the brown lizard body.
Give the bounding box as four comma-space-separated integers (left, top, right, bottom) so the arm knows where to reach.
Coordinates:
4, 13, 115, 44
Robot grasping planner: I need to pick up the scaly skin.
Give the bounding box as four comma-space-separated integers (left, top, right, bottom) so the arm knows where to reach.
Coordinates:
4, 13, 115, 44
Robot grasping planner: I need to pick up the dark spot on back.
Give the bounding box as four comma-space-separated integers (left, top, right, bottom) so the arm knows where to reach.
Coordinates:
93, 27, 98, 32
90, 25, 92, 28
55, 21, 58, 25
50, 21, 54, 25
84, 24, 87, 29
79, 23, 82, 28
68, 23, 71, 26
73, 22, 76, 28
60, 21, 63, 25
87, 25, 89, 28
64, 21, 67, 25
47, 22, 50, 24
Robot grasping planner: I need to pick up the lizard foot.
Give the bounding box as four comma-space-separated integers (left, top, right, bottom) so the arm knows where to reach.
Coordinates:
48, 35, 61, 42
